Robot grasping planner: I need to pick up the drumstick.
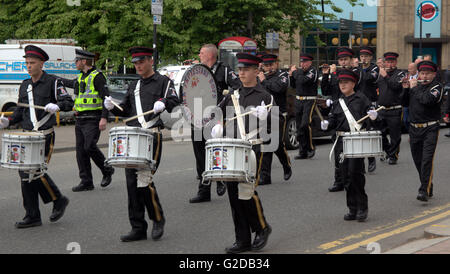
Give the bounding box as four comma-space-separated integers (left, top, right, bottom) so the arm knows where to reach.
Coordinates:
110, 100, 123, 112
17, 102, 46, 110
356, 106, 385, 124
123, 109, 155, 123
314, 105, 324, 122
225, 104, 273, 122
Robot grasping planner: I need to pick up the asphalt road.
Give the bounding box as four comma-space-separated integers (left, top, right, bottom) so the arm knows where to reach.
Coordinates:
1, 130, 450, 254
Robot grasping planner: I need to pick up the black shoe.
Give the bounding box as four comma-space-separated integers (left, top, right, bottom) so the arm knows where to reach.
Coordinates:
356, 209, 368, 222
189, 194, 211, 203
294, 154, 308, 160
344, 210, 357, 221
283, 167, 292, 181
120, 230, 147, 242
429, 184, 434, 198
216, 182, 226, 196
72, 183, 94, 192
307, 150, 315, 159
151, 218, 165, 240
328, 183, 344, 192
49, 196, 69, 222
252, 225, 272, 251
388, 158, 397, 165
225, 242, 252, 254
368, 159, 376, 173
258, 179, 272, 185
100, 167, 114, 187
417, 191, 428, 202
15, 217, 42, 229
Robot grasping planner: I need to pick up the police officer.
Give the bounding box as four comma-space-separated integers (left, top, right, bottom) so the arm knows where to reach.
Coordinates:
359, 47, 380, 173
401, 61, 442, 202
289, 53, 318, 159
257, 53, 292, 185
377, 52, 406, 165
104, 47, 180, 242
321, 47, 356, 192
0, 45, 73, 228
62, 49, 114, 192
189, 44, 241, 203
211, 52, 272, 253
320, 69, 379, 222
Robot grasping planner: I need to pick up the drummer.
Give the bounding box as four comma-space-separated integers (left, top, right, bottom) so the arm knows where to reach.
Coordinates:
189, 44, 241, 204
104, 46, 180, 242
320, 69, 379, 222
0, 45, 73, 228
211, 52, 272, 253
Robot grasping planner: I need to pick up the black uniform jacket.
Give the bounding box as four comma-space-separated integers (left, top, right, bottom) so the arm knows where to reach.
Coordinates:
210, 61, 241, 104
261, 70, 289, 113
377, 69, 406, 107
359, 63, 380, 102
402, 80, 443, 123
290, 66, 318, 96
62, 66, 110, 119
10, 71, 74, 130
328, 92, 378, 132
110, 72, 180, 128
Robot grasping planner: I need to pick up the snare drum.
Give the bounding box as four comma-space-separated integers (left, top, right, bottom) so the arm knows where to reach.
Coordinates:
342, 131, 383, 158
106, 127, 155, 170
1, 131, 46, 171
203, 138, 256, 183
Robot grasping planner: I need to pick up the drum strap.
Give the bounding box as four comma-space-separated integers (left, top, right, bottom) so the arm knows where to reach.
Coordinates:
231, 90, 247, 140
338, 98, 361, 132
133, 80, 159, 129
27, 84, 52, 131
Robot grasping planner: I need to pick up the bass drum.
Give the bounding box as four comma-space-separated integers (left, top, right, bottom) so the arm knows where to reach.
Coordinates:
179, 64, 218, 129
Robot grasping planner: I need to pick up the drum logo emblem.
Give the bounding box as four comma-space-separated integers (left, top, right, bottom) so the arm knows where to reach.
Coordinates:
8, 145, 22, 164
212, 148, 227, 170
114, 137, 127, 157
191, 76, 199, 88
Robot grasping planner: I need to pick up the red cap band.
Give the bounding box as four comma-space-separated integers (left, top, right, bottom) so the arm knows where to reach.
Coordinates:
238, 59, 259, 65
360, 49, 372, 55
338, 75, 357, 82
419, 64, 436, 71
26, 50, 45, 59
132, 52, 152, 58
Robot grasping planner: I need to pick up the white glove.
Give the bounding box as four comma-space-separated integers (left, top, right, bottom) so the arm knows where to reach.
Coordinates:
326, 99, 333, 107
367, 109, 378, 121
251, 101, 269, 120
104, 96, 114, 111
321, 120, 329, 131
153, 100, 165, 114
44, 103, 60, 114
211, 124, 223, 138
0, 117, 9, 129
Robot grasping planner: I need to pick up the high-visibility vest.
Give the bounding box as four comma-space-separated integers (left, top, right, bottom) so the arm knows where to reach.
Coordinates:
74, 70, 103, 111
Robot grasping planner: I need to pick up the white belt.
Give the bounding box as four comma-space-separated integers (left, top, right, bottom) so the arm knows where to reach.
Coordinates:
410, 121, 439, 128
296, 96, 317, 101
381, 105, 402, 110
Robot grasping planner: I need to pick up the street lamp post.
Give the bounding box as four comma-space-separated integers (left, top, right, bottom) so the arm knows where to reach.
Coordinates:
419, 1, 423, 56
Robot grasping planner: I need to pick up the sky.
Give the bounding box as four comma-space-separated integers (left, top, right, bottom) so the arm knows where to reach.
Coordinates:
324, 0, 378, 22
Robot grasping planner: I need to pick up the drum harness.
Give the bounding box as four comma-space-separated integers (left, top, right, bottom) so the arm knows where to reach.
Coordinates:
21, 84, 57, 182
133, 80, 166, 187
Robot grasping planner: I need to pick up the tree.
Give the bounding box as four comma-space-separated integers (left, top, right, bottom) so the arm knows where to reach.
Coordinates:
0, 0, 362, 68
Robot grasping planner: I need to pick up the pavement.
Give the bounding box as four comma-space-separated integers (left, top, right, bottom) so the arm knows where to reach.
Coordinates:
2, 122, 450, 254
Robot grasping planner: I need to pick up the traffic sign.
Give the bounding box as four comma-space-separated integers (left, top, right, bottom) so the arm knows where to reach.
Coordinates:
151, 0, 163, 15
153, 15, 162, 25
266, 32, 279, 49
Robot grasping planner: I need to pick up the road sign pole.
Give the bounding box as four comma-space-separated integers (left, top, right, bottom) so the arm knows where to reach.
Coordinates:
153, 23, 157, 72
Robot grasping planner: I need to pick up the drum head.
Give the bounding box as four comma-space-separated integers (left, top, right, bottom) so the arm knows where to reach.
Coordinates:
179, 64, 218, 128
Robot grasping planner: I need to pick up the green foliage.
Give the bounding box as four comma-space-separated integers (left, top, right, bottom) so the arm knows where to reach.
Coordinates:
0, 0, 362, 69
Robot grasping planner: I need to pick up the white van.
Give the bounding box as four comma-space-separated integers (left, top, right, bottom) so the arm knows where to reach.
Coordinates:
0, 40, 82, 113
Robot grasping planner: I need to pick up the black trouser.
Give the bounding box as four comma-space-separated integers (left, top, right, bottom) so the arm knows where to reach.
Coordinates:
380, 109, 403, 160
332, 134, 343, 186
226, 145, 268, 245
191, 126, 223, 197
19, 132, 62, 220
260, 114, 291, 182
295, 100, 315, 155
75, 118, 109, 186
409, 124, 439, 195
336, 138, 367, 212
124, 132, 164, 232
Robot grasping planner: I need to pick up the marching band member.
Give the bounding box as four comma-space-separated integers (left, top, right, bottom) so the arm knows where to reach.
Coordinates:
401, 61, 442, 202
0, 45, 73, 228
290, 53, 318, 160
211, 52, 272, 254
104, 47, 180, 242
189, 44, 240, 204
320, 69, 379, 222
358, 47, 380, 173
377, 52, 406, 165
257, 53, 292, 185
